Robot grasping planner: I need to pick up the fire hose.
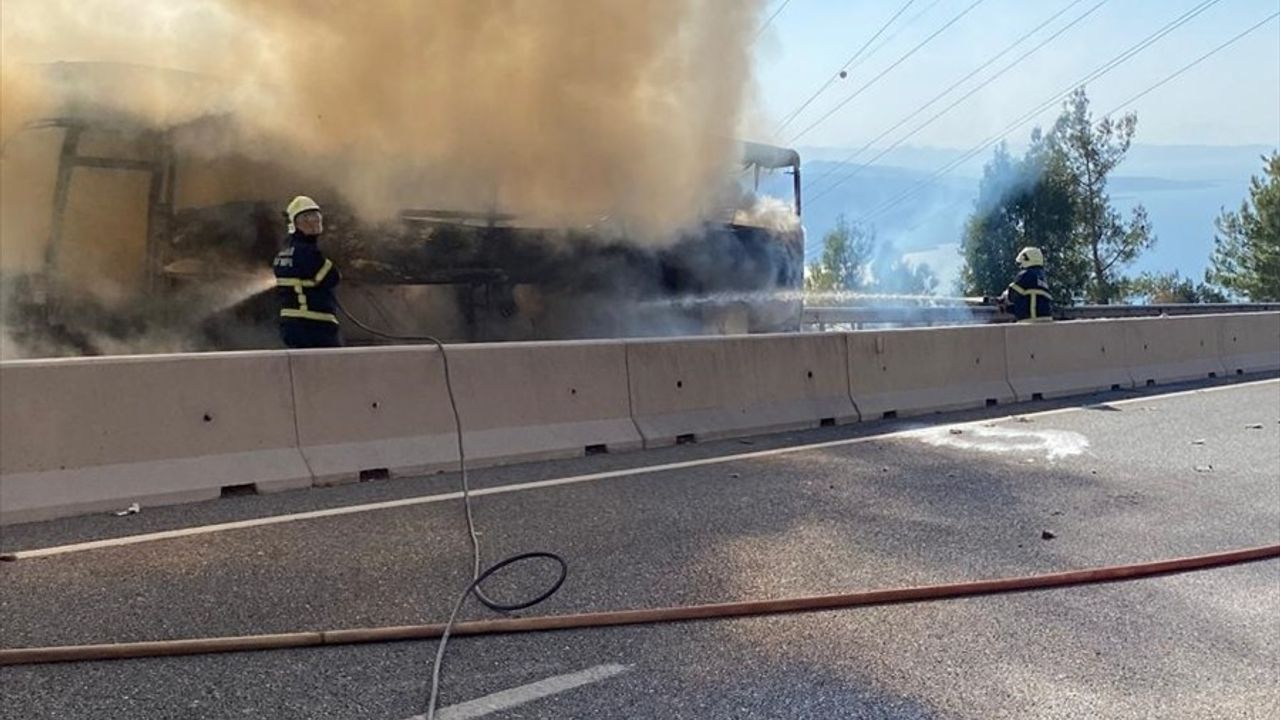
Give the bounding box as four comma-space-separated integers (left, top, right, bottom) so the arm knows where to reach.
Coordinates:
2, 543, 1276, 668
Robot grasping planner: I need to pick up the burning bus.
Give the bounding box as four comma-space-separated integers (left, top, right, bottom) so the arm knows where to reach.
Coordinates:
1, 63, 804, 356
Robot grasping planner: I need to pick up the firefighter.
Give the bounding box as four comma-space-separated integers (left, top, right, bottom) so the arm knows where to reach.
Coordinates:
273, 195, 342, 348
998, 246, 1053, 322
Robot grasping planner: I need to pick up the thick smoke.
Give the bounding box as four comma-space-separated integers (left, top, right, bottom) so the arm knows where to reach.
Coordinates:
2, 0, 762, 237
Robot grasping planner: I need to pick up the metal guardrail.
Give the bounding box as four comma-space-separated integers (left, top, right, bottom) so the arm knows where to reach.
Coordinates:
803, 303, 1280, 328
802, 306, 997, 326
1056, 303, 1280, 319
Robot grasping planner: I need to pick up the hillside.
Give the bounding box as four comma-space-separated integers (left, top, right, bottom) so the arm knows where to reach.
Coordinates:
766, 143, 1275, 291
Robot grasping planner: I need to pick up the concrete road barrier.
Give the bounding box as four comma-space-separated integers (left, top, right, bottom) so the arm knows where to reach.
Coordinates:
445, 341, 641, 464
289, 342, 641, 484
1005, 320, 1133, 400
1217, 312, 1280, 375
287, 346, 459, 485
0, 352, 310, 525
846, 325, 1014, 419
7, 313, 1273, 524
1123, 315, 1227, 386
626, 333, 856, 446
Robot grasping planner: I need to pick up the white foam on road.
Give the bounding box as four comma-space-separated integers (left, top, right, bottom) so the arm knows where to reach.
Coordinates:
907, 425, 1090, 461
403, 664, 630, 720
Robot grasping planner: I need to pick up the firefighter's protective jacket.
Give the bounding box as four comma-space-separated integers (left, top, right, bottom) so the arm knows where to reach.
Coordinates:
273, 232, 340, 325
1004, 266, 1053, 322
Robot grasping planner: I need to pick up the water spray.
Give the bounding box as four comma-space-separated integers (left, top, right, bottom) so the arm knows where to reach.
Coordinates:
636, 289, 991, 311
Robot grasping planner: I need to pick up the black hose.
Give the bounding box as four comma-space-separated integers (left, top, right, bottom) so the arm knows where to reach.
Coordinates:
333, 299, 566, 719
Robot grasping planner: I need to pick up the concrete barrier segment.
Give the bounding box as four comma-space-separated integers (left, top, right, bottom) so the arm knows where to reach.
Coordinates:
625, 333, 857, 447
1004, 319, 1134, 400
0, 351, 311, 525
1122, 315, 1227, 387
287, 345, 459, 485
444, 340, 642, 464
1216, 312, 1280, 375
846, 325, 1015, 419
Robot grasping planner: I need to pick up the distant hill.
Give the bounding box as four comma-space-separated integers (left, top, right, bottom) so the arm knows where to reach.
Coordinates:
763, 143, 1276, 292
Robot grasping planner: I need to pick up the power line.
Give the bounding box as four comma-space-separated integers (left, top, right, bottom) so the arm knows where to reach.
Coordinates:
855, 0, 1224, 225
778, 0, 953, 136
755, 0, 795, 41
789, 0, 988, 144
842, 0, 951, 83
1104, 10, 1278, 118
806, 0, 1108, 203
774, 0, 917, 134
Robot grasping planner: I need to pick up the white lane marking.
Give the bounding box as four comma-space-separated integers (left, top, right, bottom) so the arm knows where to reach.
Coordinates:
1014, 377, 1279, 419
403, 664, 630, 720
906, 425, 1090, 461
7, 378, 1276, 561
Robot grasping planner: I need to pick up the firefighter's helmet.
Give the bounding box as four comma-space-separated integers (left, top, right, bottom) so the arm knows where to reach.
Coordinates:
286, 195, 322, 233
1016, 246, 1045, 269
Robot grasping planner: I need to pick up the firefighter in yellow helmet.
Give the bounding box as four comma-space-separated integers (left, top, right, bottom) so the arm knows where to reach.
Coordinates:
272, 196, 342, 347
998, 246, 1053, 322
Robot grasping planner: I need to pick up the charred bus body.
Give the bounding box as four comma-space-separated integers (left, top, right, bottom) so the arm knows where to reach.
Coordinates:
1, 64, 803, 355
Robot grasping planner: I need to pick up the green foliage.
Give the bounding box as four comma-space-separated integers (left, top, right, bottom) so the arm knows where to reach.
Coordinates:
960, 88, 1154, 305
805, 214, 874, 292
961, 136, 1086, 304
1050, 88, 1155, 303
1207, 152, 1280, 301
806, 214, 937, 295
875, 252, 939, 296
1125, 271, 1226, 304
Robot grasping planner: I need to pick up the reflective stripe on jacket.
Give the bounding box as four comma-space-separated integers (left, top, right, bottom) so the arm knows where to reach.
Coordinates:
1006, 267, 1053, 322
273, 233, 340, 324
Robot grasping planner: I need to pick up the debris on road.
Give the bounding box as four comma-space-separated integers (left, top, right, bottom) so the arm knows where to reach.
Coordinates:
1194, 465, 1214, 473
1041, 530, 1057, 540
949, 428, 964, 435
1190, 439, 1206, 445
114, 503, 141, 517
1245, 423, 1264, 430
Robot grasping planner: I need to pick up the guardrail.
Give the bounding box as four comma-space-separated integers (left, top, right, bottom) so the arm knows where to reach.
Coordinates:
804, 303, 1280, 328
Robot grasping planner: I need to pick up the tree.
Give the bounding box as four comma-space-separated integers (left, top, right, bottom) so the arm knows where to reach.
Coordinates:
960, 136, 1087, 303
873, 243, 939, 296
1126, 271, 1226, 304
1049, 88, 1155, 303
805, 214, 874, 292
806, 215, 938, 296
1207, 152, 1280, 301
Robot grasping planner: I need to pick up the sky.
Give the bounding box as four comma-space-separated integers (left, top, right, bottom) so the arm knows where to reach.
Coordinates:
750, 0, 1280, 151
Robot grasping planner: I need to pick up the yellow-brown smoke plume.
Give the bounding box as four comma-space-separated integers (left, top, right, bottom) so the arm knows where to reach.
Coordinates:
2, 0, 763, 238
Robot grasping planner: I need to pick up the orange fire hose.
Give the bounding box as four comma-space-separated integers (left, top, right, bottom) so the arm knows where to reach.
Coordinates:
3, 542, 1275, 667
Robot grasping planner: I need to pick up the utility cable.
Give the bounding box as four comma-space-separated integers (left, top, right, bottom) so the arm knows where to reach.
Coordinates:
333, 299, 567, 720
755, 0, 795, 41
1102, 9, 1279, 118
856, 0, 1224, 225
789, 0, 988, 144
774, 0, 918, 134
805, 0, 1107, 202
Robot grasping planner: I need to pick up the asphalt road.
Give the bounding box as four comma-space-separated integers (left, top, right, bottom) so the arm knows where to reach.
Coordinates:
2, 376, 1278, 719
